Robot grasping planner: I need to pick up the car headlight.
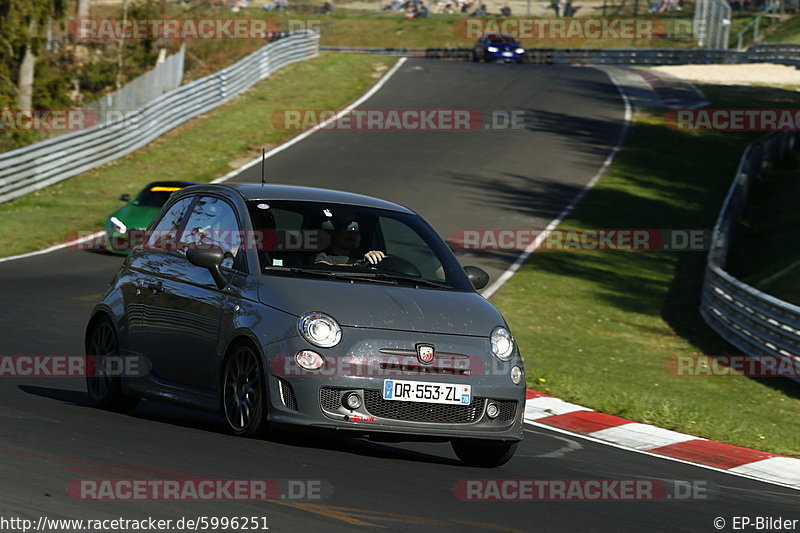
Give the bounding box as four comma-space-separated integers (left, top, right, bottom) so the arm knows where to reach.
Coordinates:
298, 312, 342, 348
487, 46, 499, 52
490, 326, 514, 360
109, 216, 127, 234
515, 48, 525, 54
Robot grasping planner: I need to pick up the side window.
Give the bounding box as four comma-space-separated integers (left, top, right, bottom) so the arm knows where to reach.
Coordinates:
179, 196, 243, 270
146, 197, 194, 250
379, 216, 443, 280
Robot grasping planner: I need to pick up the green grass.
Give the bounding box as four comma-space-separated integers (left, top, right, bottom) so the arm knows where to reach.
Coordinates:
0, 53, 396, 258
727, 149, 800, 305
92, 2, 698, 50
491, 85, 800, 457
763, 12, 800, 43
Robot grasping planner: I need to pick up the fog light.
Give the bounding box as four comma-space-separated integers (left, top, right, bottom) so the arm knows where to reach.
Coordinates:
343, 392, 362, 410
295, 350, 324, 370
486, 402, 499, 419
511, 365, 523, 385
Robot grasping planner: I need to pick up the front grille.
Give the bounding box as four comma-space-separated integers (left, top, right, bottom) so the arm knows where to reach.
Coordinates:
279, 378, 298, 410
363, 389, 485, 423
496, 400, 518, 421
320, 387, 341, 411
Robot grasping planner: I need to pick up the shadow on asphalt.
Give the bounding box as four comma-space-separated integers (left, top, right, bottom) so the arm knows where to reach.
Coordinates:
17, 385, 461, 466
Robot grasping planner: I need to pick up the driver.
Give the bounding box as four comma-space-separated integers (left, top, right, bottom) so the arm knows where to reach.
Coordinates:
314, 219, 386, 266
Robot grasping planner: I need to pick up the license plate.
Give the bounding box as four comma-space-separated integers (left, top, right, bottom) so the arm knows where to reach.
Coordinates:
502, 52, 513, 57
383, 379, 471, 405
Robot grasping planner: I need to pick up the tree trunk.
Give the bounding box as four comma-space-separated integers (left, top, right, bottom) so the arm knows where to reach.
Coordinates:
17, 44, 35, 110
76, 0, 90, 18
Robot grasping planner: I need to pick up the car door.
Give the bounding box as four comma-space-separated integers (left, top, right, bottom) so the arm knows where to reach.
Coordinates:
123, 195, 195, 362
139, 194, 245, 391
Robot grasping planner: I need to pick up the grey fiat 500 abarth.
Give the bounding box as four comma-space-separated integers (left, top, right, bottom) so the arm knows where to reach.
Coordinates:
85, 184, 526, 467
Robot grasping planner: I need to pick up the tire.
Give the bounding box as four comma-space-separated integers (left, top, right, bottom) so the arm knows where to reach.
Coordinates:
222, 342, 268, 437
451, 439, 518, 468
85, 316, 139, 412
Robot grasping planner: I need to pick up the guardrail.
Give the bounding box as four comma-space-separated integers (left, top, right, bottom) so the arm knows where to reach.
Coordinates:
700, 131, 800, 382
321, 44, 800, 66
0, 31, 319, 205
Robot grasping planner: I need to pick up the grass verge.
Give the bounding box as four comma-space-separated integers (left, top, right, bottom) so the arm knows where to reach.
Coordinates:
92, 3, 698, 50
764, 12, 800, 43
491, 85, 800, 457
0, 53, 396, 258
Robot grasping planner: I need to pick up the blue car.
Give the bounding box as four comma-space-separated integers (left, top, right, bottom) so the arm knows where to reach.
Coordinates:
472, 34, 525, 63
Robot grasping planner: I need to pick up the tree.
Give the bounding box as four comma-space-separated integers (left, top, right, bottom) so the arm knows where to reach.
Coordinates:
0, 0, 67, 110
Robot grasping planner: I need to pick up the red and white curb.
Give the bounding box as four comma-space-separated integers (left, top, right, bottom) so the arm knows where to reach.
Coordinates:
524, 389, 800, 490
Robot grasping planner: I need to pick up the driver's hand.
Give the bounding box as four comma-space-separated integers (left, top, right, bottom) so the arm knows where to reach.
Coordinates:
364, 251, 386, 265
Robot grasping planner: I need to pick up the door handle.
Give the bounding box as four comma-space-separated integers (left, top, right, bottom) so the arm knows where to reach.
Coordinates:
147, 281, 164, 294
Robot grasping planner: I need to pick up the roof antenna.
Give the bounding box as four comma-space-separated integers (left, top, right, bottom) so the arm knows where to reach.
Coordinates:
260, 148, 266, 186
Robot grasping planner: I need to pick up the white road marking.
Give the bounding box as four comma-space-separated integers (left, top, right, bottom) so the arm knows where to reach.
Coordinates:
482, 66, 633, 299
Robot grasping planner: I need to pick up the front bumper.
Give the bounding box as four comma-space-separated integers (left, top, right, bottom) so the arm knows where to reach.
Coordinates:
105, 227, 146, 254
263, 331, 526, 442
487, 50, 524, 62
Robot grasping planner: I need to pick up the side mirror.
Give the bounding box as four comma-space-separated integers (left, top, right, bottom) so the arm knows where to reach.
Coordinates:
186, 246, 227, 289
463, 265, 489, 290
119, 194, 130, 202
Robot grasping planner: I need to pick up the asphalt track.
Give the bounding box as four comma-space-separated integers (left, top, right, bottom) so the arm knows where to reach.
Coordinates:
0, 60, 796, 532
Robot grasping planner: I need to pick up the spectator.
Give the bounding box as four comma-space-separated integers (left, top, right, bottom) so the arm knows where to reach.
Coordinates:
415, 1, 430, 16
263, 0, 287, 11
315, 0, 332, 12
500, 3, 512, 15
470, 3, 487, 15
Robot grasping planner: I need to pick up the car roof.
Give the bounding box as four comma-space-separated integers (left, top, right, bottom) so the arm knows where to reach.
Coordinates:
178, 183, 416, 214
144, 180, 200, 189
483, 33, 516, 40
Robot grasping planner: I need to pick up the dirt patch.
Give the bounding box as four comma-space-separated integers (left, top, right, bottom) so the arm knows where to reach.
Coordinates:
651, 63, 800, 87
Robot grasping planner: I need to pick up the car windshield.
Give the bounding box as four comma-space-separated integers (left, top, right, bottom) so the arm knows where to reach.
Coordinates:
133, 185, 185, 207
485, 35, 516, 44
246, 200, 472, 291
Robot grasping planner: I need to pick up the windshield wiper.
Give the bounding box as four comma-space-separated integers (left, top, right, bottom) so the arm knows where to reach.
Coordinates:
370, 272, 453, 289
262, 266, 398, 285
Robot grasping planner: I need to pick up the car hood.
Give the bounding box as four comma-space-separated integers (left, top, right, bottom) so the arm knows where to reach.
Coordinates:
257, 276, 504, 336
108, 204, 161, 230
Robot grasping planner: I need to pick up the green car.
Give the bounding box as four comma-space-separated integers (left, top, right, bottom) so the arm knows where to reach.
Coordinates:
105, 181, 198, 254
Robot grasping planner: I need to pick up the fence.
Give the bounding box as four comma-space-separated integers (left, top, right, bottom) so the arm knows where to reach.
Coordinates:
700, 132, 800, 383
0, 30, 319, 204
694, 0, 732, 49
84, 46, 186, 120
